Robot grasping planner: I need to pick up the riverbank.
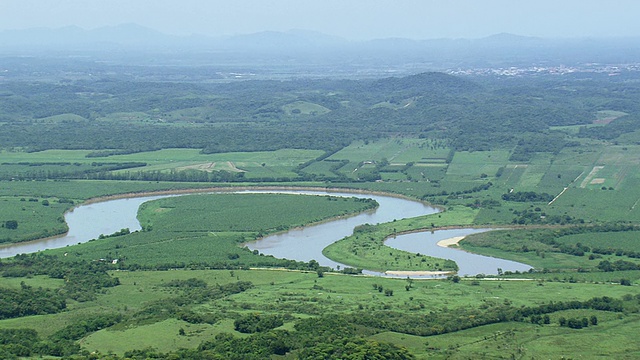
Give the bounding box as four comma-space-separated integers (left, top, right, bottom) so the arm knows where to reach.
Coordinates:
80, 185, 436, 207
0, 186, 383, 250
436, 236, 466, 248
385, 270, 453, 277
0, 184, 435, 251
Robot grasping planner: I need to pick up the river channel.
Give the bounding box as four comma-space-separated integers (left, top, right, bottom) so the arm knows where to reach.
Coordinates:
0, 189, 531, 277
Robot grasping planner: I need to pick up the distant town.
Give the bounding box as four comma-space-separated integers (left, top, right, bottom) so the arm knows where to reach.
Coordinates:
448, 63, 640, 77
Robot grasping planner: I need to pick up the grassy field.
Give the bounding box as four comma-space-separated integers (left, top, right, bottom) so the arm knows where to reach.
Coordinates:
1, 267, 637, 357
446, 151, 511, 178
557, 231, 640, 252
460, 228, 640, 275
4, 137, 640, 358
43, 193, 377, 267
0, 196, 71, 243
299, 160, 338, 178
329, 138, 450, 165
137, 193, 377, 233
374, 311, 640, 359
282, 101, 331, 116
110, 148, 322, 172
0, 148, 323, 181
323, 206, 478, 272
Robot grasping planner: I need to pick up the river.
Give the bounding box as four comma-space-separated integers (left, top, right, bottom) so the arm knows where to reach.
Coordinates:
385, 228, 532, 276
0, 189, 531, 276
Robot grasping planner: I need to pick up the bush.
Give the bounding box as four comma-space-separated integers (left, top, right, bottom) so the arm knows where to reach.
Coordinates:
4, 220, 18, 230
234, 313, 284, 333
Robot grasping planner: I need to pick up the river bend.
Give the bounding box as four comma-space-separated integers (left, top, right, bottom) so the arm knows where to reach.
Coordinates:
0, 190, 531, 276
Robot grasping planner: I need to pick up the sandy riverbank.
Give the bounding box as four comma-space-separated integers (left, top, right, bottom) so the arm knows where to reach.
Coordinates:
436, 235, 465, 248
385, 270, 453, 277
383, 236, 468, 277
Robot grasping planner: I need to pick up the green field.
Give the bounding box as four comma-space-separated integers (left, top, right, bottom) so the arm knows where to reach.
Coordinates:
1, 266, 637, 358
446, 151, 511, 178
0, 196, 70, 243
282, 101, 331, 116
2, 139, 640, 358
0, 148, 323, 181
41, 193, 377, 267
329, 138, 450, 165
5, 59, 640, 358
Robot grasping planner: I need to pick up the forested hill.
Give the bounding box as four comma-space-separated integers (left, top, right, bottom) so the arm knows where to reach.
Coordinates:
1, 66, 639, 155
371, 72, 481, 94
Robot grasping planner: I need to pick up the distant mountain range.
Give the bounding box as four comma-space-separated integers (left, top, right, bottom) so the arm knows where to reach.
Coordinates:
2, 24, 640, 68
1, 23, 636, 51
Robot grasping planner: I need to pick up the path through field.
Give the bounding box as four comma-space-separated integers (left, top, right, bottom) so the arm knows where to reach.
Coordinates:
580, 166, 604, 188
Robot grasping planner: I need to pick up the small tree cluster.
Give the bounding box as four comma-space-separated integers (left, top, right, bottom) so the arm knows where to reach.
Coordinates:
558, 316, 597, 329
3, 220, 18, 230
234, 313, 284, 334
529, 314, 550, 325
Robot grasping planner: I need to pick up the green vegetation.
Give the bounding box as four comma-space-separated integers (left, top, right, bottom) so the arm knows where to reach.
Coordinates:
45, 193, 377, 269
323, 206, 478, 272
138, 193, 376, 235
0, 196, 70, 243
1, 65, 640, 358
1, 263, 638, 359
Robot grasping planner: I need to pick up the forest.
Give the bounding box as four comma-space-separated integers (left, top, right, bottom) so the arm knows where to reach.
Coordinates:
1, 55, 640, 359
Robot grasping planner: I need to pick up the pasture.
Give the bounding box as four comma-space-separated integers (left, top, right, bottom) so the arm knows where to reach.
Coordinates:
445, 151, 510, 178
0, 148, 323, 181
0, 196, 70, 243
44, 193, 377, 267
1, 266, 637, 357
3, 138, 640, 358
376, 311, 640, 359
282, 101, 331, 115
329, 138, 450, 165
557, 231, 640, 253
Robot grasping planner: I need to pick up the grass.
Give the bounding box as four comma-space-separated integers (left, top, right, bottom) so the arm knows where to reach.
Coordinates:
0, 148, 323, 181
138, 193, 376, 233
459, 228, 640, 274
2, 268, 638, 356
323, 206, 478, 272
446, 151, 511, 178
596, 110, 629, 121
300, 160, 339, 178
537, 165, 584, 193
329, 138, 449, 165
0, 196, 70, 243
82, 318, 238, 355
405, 164, 447, 182
516, 163, 548, 189
374, 311, 640, 359
0, 275, 64, 289
44, 193, 377, 267
4, 138, 640, 357
282, 101, 331, 116
0, 180, 226, 199
551, 185, 640, 223
557, 230, 640, 252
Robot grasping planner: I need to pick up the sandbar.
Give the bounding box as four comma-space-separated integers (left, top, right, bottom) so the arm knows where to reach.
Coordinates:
385, 270, 452, 277
436, 236, 465, 247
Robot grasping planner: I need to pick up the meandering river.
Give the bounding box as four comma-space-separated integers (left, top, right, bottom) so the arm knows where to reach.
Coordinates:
0, 189, 531, 276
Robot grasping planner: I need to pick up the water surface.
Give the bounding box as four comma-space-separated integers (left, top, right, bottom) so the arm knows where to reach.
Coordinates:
244, 190, 438, 270
385, 228, 532, 276
0, 195, 169, 258
0, 190, 531, 277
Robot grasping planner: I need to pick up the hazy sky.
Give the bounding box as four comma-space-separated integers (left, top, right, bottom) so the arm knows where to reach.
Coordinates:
3, 0, 640, 40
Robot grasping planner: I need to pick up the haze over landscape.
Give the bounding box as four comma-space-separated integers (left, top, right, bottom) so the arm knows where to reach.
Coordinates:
3, 0, 640, 40
3, 1, 640, 359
